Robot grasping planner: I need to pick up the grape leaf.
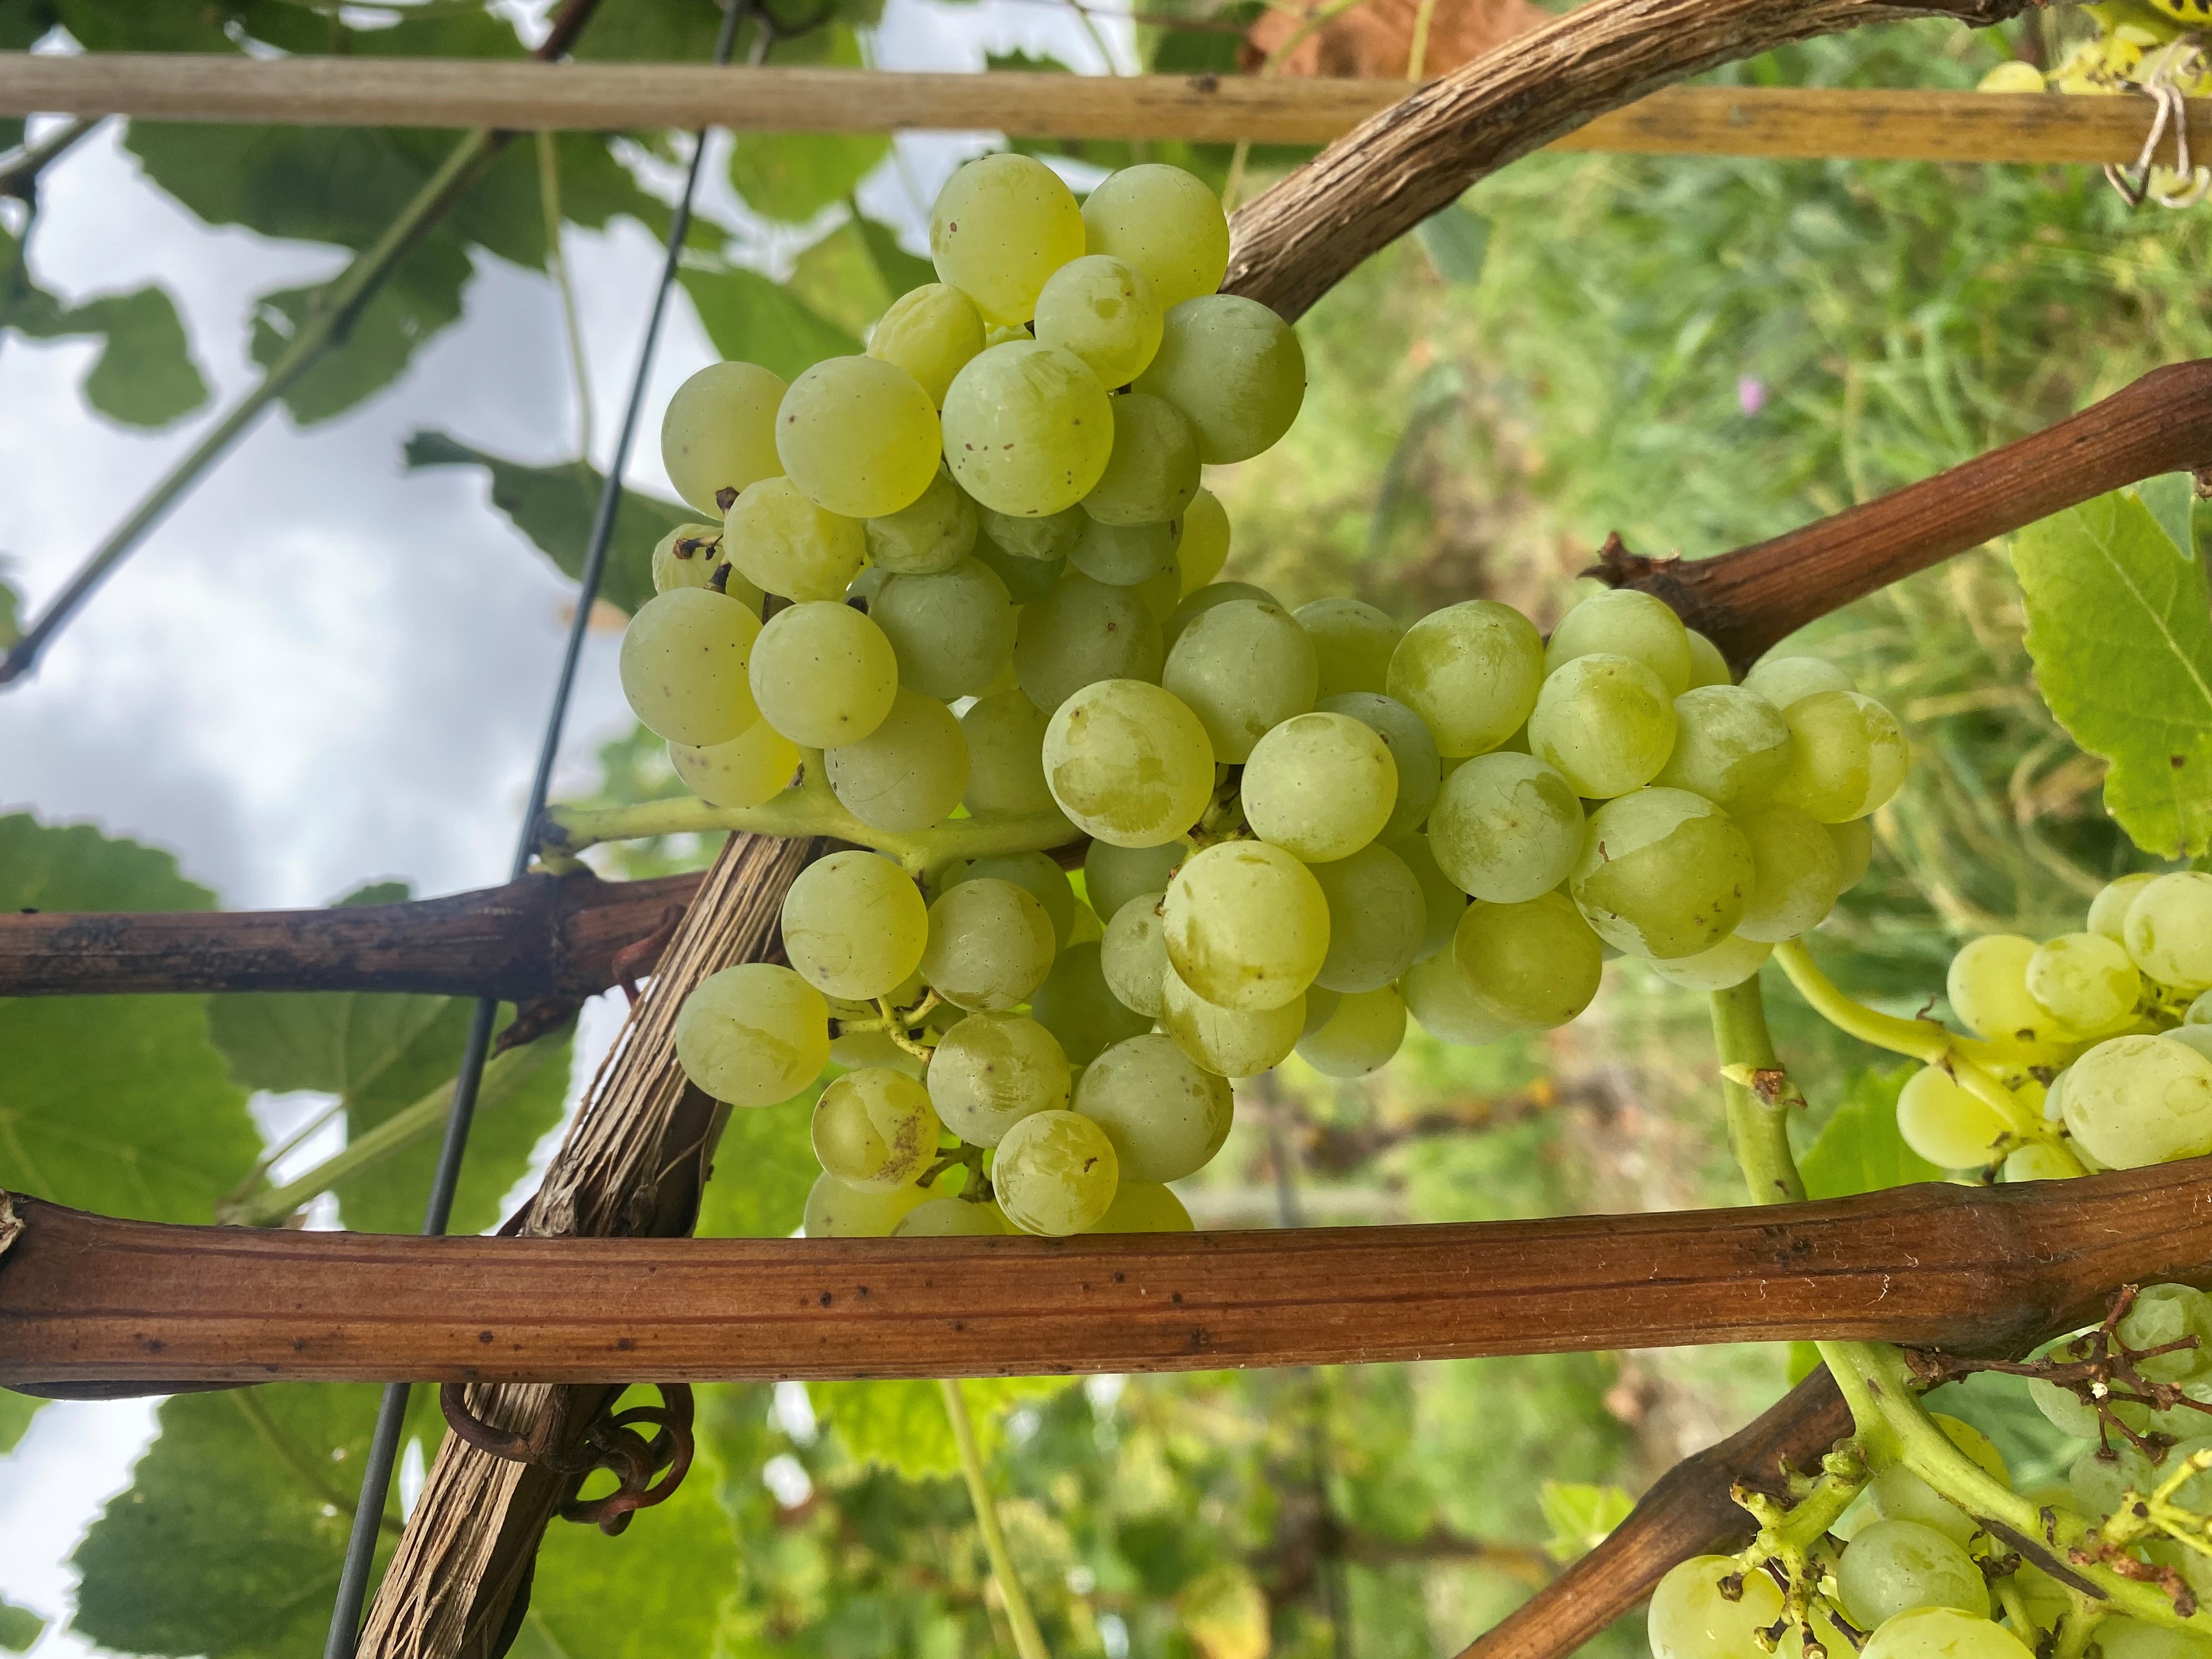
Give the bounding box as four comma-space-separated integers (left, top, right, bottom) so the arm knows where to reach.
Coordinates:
0, 571, 16, 648
730, 134, 889, 225
0, 1599, 43, 1654
1, 229, 211, 428
1797, 1064, 1938, 1199
1537, 1479, 1633, 1563
811, 1376, 1069, 1479
695, 1088, 821, 1240
2013, 488, 2212, 860
785, 215, 934, 340
0, 1388, 40, 1455
251, 237, 471, 426
678, 264, 861, 382
1417, 204, 1490, 286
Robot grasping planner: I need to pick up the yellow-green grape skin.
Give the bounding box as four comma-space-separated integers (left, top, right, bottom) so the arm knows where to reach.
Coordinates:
1296, 985, 1406, 1078
2089, 872, 2161, 944
748, 600, 899, 748
1101, 890, 1169, 1018
1132, 555, 1183, 624
1740, 654, 1853, 708
724, 475, 867, 602
871, 557, 1017, 700
1570, 788, 1756, 960
1651, 685, 1794, 808
823, 687, 970, 833
2028, 932, 2142, 1036
1831, 817, 1875, 891
1316, 692, 1442, 843
1132, 294, 1305, 464
981, 503, 1084, 562
994, 1109, 1119, 1235
1684, 629, 1732, 688
926, 1011, 1070, 1144
1082, 392, 1200, 527
1308, 842, 1427, 994
1896, 1065, 2013, 1168
802, 1169, 930, 1237
1301, 987, 1342, 1038
2098, 1621, 2212, 1659
867, 281, 986, 409
1297, 598, 1403, 700
1076, 1032, 1233, 1181
958, 689, 1062, 819
2115, 1284, 2212, 1384
1398, 950, 1529, 1046
1544, 587, 1694, 695
781, 850, 929, 1001
1387, 601, 1546, 758
1164, 840, 1332, 1012
942, 340, 1114, 518
929, 153, 1086, 325
1087, 1180, 1196, 1234
1390, 833, 1469, 962
894, 1197, 1008, 1236
1733, 803, 1844, 943
1032, 254, 1163, 388
1836, 1520, 1991, 1629
1087, 840, 1187, 926
1165, 580, 1277, 652
669, 720, 800, 810
1079, 163, 1231, 312
775, 355, 940, 520
1160, 962, 1304, 1076
1646, 1555, 1784, 1659
1031, 941, 1153, 1065
2125, 872, 2212, 992
1013, 572, 1166, 713
674, 963, 829, 1108
864, 465, 978, 575
651, 522, 758, 602
1069, 515, 1180, 587
943, 849, 1079, 950
1175, 489, 1232, 594
1769, 690, 1909, 823
830, 1023, 923, 1077
1042, 677, 1215, 849
1528, 653, 1678, 800
1859, 1608, 2034, 1659
1853, 1415, 2007, 1549
2062, 1034, 2212, 1167
1452, 890, 1604, 1029
1242, 712, 1398, 863
618, 588, 763, 747
811, 1067, 942, 1192
1978, 59, 2049, 92
1425, 752, 1584, 904
1162, 599, 1318, 763
2003, 1142, 2078, 1182
1946, 934, 2059, 1046
2192, 991, 2212, 1025
919, 877, 1058, 1012
660, 360, 786, 516
1645, 933, 1772, 992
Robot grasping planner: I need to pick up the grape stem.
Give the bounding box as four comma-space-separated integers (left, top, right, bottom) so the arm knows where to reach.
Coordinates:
1709, 980, 1808, 1205
940, 1378, 1054, 1659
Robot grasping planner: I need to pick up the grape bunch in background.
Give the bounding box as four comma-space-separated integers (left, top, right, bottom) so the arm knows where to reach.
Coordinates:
614, 152, 1911, 1240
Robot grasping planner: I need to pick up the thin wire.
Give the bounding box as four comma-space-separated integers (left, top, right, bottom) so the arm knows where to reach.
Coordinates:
320, 4, 753, 1653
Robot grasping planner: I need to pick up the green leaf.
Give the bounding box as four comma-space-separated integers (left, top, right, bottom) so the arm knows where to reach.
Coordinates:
0, 1388, 41, 1454
0, 811, 216, 911
856, 216, 936, 300
696, 1089, 821, 1239
1798, 1064, 1940, 1200
2013, 489, 2212, 860
0, 1599, 43, 1655
730, 133, 890, 225
0, 570, 17, 649
1, 228, 211, 428
1537, 1479, 1634, 1564
250, 236, 471, 426
402, 430, 694, 617
1417, 205, 1490, 286
811, 1376, 1067, 1479
678, 264, 861, 382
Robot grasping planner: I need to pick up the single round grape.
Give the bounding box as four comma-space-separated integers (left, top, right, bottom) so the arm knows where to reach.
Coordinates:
1087, 1180, 1196, 1234
1040, 678, 1214, 850
1831, 817, 1876, 891
1159, 962, 1304, 1076
1646, 933, 1772, 991
661, 360, 786, 516
1031, 941, 1154, 1065
1242, 712, 1397, 862
1646, 1554, 1784, 1659
1307, 842, 1426, 995
1426, 752, 1585, 904
942, 341, 1114, 516
619, 588, 762, 747
669, 720, 800, 810
2117, 1284, 2212, 1383
1080, 163, 1229, 311
1387, 601, 1545, 758
1162, 599, 1318, 763
1685, 629, 1732, 689
2028, 1372, 2103, 1437
2070, 1440, 2166, 1521
926, 1010, 1070, 1144
894, 1196, 1008, 1236
1132, 294, 1305, 464
957, 690, 1062, 822
1652, 685, 1794, 808
2028, 932, 2142, 1037
825, 687, 969, 832
1069, 515, 1180, 587
1075, 1032, 1233, 1182
1164, 840, 1331, 1011
1770, 690, 1909, 823
1838, 1520, 1991, 1629
871, 557, 1017, 701
1032, 253, 1163, 388
2098, 1618, 2212, 1659
1085, 839, 1183, 924
1734, 804, 1844, 943
652, 521, 756, 600
1897, 1065, 2012, 1169
1453, 890, 1604, 1029
1528, 653, 1678, 800
1861, 1607, 2034, 1659
1946, 935, 2060, 1047
864, 465, 978, 575
2002, 1143, 2078, 1182
1316, 692, 1441, 843
812, 1066, 942, 1192
942, 849, 1078, 949
775, 354, 940, 520
675, 963, 829, 1108
1164, 580, 1278, 650
2126, 872, 2212, 992
1175, 489, 1231, 593
748, 600, 898, 748
1391, 833, 1470, 962
929, 152, 1085, 324
1545, 587, 1693, 694
802, 1169, 930, 1237
2090, 872, 2162, 944
994, 1109, 1119, 1235
725, 475, 867, 602
919, 877, 1058, 1012
1740, 654, 1853, 708
1861, 1414, 2008, 1544
867, 281, 986, 409
1078, 391, 1200, 528
2062, 1034, 2212, 1167
1101, 891, 1170, 1018
782, 850, 929, 1001
1013, 572, 1165, 713
1398, 950, 1530, 1046
981, 503, 1084, 562
975, 537, 1063, 605
1571, 788, 1756, 960
1298, 598, 1403, 701
1295, 985, 1407, 1078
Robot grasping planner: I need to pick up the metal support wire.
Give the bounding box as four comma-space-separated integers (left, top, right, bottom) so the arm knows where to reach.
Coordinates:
320, 3, 753, 1652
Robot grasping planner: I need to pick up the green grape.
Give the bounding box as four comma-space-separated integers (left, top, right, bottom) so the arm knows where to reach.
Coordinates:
1242, 712, 1397, 862
660, 359, 786, 516
1651, 686, 1793, 808
1316, 692, 1441, 842
972, 534, 1064, 605
782, 849, 930, 1001
652, 522, 759, 602
802, 1169, 930, 1237
1087, 1180, 1196, 1233
1162, 599, 1318, 762
829, 1023, 925, 1078
1033, 940, 1154, 1065
675, 963, 829, 1108
1770, 690, 1909, 823
867, 281, 986, 409
1160, 961, 1304, 1076
2069, 1441, 2169, 1521
2027, 932, 2141, 1036
1425, 752, 1584, 903
2117, 1284, 2212, 1383
1863, 1415, 2008, 1545
919, 877, 1058, 1012
960, 688, 1062, 818
2098, 1618, 2212, 1659
725, 475, 867, 601
1386, 600, 1545, 758
1042, 678, 1214, 848
2193, 991, 2212, 1025
2090, 872, 2162, 944
943, 849, 1077, 949
1069, 515, 1180, 587
980, 503, 1085, 562
942, 341, 1114, 516
1452, 890, 1604, 1029
1013, 572, 1165, 712
1164, 840, 1331, 1011
2028, 1373, 2102, 1437
1075, 1032, 1233, 1181
2125, 872, 2212, 991
1132, 555, 1183, 623
865, 465, 978, 575
775, 354, 940, 520
2062, 1034, 2212, 1167
1132, 294, 1305, 464
2001, 1142, 2078, 1182
1101, 890, 1170, 1017
669, 720, 800, 809
1861, 1609, 2034, 1659
824, 687, 969, 832
1080, 392, 1199, 527
1544, 588, 1693, 694
1175, 489, 1232, 593
1831, 817, 1876, 891
1033, 253, 1163, 388
1296, 985, 1407, 1078
811, 1066, 942, 1192
1645, 933, 1772, 992
1080, 163, 1230, 311
1838, 1520, 1991, 1629
1301, 986, 1342, 1037
1308, 842, 1426, 994
1570, 788, 1755, 960
1734, 804, 1844, 943
894, 1196, 1008, 1236
1685, 629, 1732, 689
994, 1109, 1120, 1235
749, 600, 899, 747
1391, 833, 1469, 961
1298, 598, 1403, 700
1528, 653, 1678, 799
619, 588, 762, 747
1087, 839, 1187, 925
1398, 950, 1530, 1047
1740, 654, 1853, 708
1164, 580, 1277, 649
872, 557, 1017, 700
1897, 1065, 2012, 1168
930, 153, 1086, 325
926, 1011, 1070, 1144
1646, 1554, 1784, 1659
1946, 935, 2060, 1046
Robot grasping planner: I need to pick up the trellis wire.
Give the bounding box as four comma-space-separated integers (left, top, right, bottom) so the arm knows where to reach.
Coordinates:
319, 0, 752, 1650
